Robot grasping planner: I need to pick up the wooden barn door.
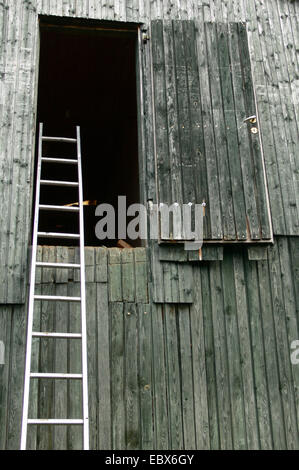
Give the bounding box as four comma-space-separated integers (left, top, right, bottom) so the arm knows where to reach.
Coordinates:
146, 20, 272, 243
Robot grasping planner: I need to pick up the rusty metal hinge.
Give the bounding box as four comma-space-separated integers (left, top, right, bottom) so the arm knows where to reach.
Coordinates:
142, 31, 150, 44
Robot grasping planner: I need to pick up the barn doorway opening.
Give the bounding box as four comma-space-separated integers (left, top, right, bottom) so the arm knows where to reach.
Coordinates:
35, 20, 141, 247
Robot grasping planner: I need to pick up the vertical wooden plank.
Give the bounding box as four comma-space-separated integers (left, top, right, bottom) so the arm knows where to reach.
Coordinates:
173, 20, 196, 206
162, 20, 183, 206
164, 304, 183, 449
170, 262, 180, 303
286, 1, 299, 130
6, 305, 26, 449
268, 241, 299, 449
86, 282, 97, 450
151, 304, 169, 449
151, 243, 165, 303
97, 282, 111, 450
217, 23, 247, 240
85, 247, 95, 284
178, 263, 193, 304
126, 0, 139, 22
27, 272, 41, 450
195, 19, 222, 240
244, 257, 272, 449
138, 0, 150, 22
238, 23, 272, 240
178, 305, 196, 449
151, 20, 172, 206
254, 84, 286, 235
134, 248, 148, 303
189, 266, 210, 450
162, 0, 177, 20
67, 247, 75, 282
121, 250, 135, 302
95, 247, 108, 283
106, 0, 116, 20
289, 239, 299, 335
233, 251, 260, 450
141, 15, 156, 201
111, 302, 125, 449
268, 84, 298, 235
55, 246, 69, 284
68, 282, 83, 450
73, 247, 80, 283
221, 0, 230, 22
0, 0, 22, 303
163, 261, 179, 303
150, 0, 163, 20
6, 1, 37, 304
183, 20, 209, 239
205, 22, 236, 240
288, 237, 299, 430
200, 263, 219, 449
222, 251, 247, 449
136, 10, 149, 207
138, 304, 154, 449
124, 303, 140, 450
251, 0, 298, 236
53, 280, 68, 450
277, 238, 299, 365
0, 307, 12, 450
228, 23, 261, 240
108, 249, 122, 302
264, 0, 299, 219
213, 0, 224, 21
209, 261, 233, 449
256, 255, 286, 449
37, 247, 55, 449
76, 0, 90, 17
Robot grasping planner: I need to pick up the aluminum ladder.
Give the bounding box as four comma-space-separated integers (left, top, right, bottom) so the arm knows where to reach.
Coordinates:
20, 123, 89, 450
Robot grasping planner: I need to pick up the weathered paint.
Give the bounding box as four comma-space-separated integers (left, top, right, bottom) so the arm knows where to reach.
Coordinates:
0, 0, 298, 302
0, 0, 298, 452
0, 241, 298, 449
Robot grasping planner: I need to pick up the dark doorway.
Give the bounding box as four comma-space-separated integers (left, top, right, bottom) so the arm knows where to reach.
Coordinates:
36, 21, 140, 247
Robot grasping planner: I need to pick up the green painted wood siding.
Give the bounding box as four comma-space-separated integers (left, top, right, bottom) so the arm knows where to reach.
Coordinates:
150, 20, 272, 242
0, 241, 298, 449
0, 0, 298, 304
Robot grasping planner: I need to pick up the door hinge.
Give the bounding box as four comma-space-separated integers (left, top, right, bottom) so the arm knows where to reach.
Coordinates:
142, 31, 150, 44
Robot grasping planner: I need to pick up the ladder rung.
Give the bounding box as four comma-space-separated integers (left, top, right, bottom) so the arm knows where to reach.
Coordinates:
42, 157, 78, 165
39, 204, 80, 213
40, 180, 79, 187
42, 137, 77, 144
30, 373, 83, 379
36, 262, 80, 269
34, 295, 81, 302
32, 332, 82, 339
28, 419, 84, 425
38, 232, 80, 239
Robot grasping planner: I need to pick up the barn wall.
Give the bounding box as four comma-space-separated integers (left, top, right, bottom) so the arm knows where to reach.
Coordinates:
0, 0, 298, 451
0, 0, 298, 302
0, 240, 298, 450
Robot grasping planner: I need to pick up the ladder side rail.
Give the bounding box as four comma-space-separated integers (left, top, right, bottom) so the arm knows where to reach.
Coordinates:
20, 123, 44, 450
77, 126, 90, 450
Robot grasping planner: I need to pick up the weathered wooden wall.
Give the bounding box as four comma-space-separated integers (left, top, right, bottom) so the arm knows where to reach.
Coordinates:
0, 0, 298, 451
0, 0, 298, 302
0, 241, 298, 450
